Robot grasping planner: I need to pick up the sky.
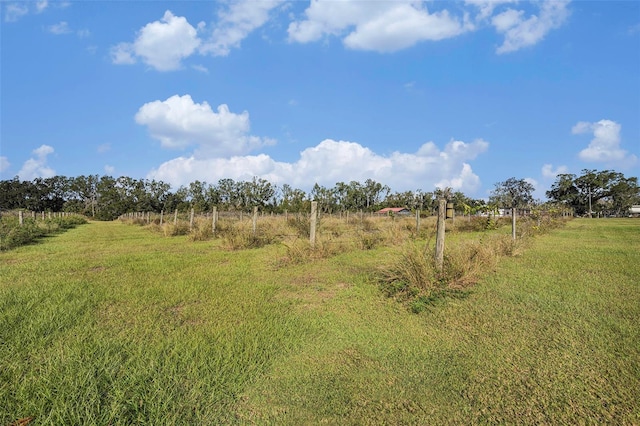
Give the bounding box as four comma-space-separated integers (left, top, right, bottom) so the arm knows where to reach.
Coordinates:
1, 0, 639, 200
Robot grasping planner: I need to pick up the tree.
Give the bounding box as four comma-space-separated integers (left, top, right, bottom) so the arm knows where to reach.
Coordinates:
490, 178, 534, 239
547, 170, 639, 217
546, 173, 579, 214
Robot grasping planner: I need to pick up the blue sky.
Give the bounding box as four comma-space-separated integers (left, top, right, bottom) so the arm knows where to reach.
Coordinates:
2, 0, 639, 199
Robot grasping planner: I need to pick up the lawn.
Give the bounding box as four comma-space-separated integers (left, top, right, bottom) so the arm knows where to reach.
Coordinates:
1, 218, 638, 424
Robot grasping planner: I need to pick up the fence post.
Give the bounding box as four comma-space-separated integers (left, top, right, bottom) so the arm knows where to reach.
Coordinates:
415, 209, 420, 235
511, 207, 516, 240
174, 209, 178, 225
189, 208, 195, 230
435, 199, 446, 272
19, 210, 24, 226
160, 210, 164, 225
252, 206, 258, 236
310, 201, 317, 248
212, 206, 218, 236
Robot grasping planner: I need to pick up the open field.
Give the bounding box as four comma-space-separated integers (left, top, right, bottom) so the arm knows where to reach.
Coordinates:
1, 218, 638, 424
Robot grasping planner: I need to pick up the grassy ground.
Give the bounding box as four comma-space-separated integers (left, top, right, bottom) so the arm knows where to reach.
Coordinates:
1, 218, 638, 424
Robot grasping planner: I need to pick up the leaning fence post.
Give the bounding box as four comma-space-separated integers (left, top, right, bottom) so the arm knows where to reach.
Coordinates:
435, 199, 446, 272
310, 201, 317, 248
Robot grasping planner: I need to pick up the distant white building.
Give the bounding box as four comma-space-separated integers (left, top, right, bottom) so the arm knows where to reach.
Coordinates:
630, 205, 640, 216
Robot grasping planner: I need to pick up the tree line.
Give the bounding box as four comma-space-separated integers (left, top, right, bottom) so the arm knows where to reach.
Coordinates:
0, 169, 637, 220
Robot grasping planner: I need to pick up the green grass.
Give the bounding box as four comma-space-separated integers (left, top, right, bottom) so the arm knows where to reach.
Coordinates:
1, 219, 638, 424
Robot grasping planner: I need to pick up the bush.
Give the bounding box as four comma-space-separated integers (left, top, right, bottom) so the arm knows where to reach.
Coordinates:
0, 214, 87, 250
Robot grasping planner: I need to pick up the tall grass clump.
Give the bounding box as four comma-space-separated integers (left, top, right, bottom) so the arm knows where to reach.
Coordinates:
380, 233, 524, 312
218, 220, 277, 250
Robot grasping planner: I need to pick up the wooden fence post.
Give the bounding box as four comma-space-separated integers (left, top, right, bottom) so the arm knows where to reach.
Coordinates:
189, 208, 195, 230
252, 206, 258, 236
435, 199, 446, 272
174, 209, 178, 225
415, 209, 420, 235
310, 201, 317, 248
160, 210, 164, 225
19, 210, 24, 226
511, 207, 516, 240
212, 206, 218, 236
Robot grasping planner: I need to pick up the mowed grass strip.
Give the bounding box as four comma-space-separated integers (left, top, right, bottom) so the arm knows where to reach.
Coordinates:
0, 221, 306, 424
1, 219, 638, 424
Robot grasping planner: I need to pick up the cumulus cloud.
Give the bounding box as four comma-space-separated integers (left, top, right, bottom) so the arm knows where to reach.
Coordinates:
135, 94, 274, 156
112, 2, 283, 70
200, 0, 284, 56
573, 119, 638, 167
147, 138, 489, 194
541, 163, 568, 179
18, 145, 56, 181
288, 1, 470, 52
0, 156, 10, 173
110, 10, 201, 71
492, 1, 570, 54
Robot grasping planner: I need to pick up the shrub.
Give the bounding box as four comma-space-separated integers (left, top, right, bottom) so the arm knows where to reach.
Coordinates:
0, 214, 87, 250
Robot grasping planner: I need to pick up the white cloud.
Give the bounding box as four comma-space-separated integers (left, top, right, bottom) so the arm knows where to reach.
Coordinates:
493, 1, 570, 54
110, 10, 201, 71
200, 0, 284, 56
104, 165, 115, 174
4, 3, 29, 22
47, 21, 72, 35
465, 0, 516, 21
135, 94, 273, 156
288, 1, 470, 52
36, 1, 48, 13
18, 145, 56, 181
112, 3, 282, 70
191, 64, 209, 73
110, 42, 136, 65
147, 138, 489, 194
573, 119, 638, 167
0, 156, 10, 173
541, 164, 568, 179
571, 121, 591, 135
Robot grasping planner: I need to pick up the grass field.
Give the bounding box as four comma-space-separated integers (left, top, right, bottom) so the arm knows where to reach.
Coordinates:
1, 218, 638, 424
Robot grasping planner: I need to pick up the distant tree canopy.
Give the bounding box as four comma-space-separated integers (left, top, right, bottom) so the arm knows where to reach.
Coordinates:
546, 169, 639, 216
489, 177, 535, 211
1, 169, 637, 220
